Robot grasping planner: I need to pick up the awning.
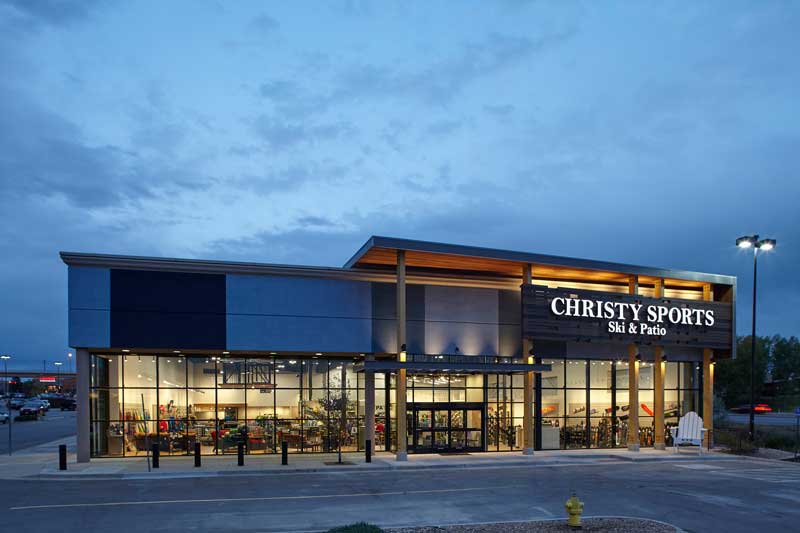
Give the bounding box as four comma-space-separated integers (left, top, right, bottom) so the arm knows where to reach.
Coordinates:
355, 354, 551, 374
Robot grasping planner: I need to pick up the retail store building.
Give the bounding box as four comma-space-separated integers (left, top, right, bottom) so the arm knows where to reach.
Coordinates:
62, 236, 735, 462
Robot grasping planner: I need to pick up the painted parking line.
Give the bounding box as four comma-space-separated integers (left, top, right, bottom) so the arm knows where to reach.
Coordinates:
711, 468, 800, 483
673, 463, 724, 470
10, 485, 521, 511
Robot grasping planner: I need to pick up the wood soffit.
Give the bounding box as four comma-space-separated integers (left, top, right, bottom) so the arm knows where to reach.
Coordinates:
352, 247, 721, 290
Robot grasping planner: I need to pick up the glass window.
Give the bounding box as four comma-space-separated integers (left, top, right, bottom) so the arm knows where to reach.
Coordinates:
566, 389, 586, 417
615, 361, 630, 388
91, 355, 122, 388
639, 362, 654, 389
541, 359, 564, 388
664, 362, 679, 389
219, 358, 246, 388
159, 356, 186, 388
90, 388, 121, 420
541, 388, 563, 417
124, 355, 156, 387
589, 388, 612, 417
589, 360, 613, 389
247, 359, 274, 389
566, 360, 587, 388
639, 389, 654, 417
680, 362, 700, 389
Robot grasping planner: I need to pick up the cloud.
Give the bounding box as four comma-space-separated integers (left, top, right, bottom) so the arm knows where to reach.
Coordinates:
0, 0, 101, 31
0, 85, 212, 209
483, 104, 515, 118
423, 119, 463, 137
249, 12, 279, 34
251, 115, 355, 149
331, 32, 572, 106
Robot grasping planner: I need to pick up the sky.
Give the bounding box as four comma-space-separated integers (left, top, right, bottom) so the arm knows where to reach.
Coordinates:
0, 1, 797, 370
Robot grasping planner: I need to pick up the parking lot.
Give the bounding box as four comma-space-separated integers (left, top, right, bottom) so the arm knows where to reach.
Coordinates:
0, 409, 76, 455
2, 454, 800, 532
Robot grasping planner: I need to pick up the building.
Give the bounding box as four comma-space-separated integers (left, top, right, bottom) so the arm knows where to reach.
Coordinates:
62, 236, 735, 462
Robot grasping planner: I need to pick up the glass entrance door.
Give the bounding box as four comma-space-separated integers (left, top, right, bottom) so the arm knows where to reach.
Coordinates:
409, 403, 483, 453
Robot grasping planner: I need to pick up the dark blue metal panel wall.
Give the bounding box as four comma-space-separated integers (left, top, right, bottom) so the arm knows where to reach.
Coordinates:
109, 269, 226, 349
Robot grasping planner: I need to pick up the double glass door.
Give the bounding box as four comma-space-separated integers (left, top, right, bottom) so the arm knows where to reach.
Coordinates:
409, 403, 483, 453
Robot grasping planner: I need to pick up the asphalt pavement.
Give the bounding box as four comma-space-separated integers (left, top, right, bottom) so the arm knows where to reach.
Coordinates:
0, 410, 76, 454
3, 454, 800, 533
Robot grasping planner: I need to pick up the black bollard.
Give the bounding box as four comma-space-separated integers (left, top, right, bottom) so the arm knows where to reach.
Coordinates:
194, 442, 201, 467
58, 444, 67, 470
365, 439, 372, 463
281, 440, 288, 465
237, 441, 244, 466
152, 443, 160, 468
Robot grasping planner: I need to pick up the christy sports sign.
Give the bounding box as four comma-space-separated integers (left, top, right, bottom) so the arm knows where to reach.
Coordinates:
549, 296, 715, 336
522, 285, 733, 351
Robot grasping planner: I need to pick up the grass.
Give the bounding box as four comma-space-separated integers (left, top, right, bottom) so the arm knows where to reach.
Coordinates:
326, 523, 384, 533
715, 423, 800, 454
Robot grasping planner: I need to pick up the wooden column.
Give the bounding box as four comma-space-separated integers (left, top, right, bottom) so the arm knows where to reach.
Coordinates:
522, 264, 534, 455
653, 278, 666, 450
627, 275, 640, 452
364, 354, 375, 455
703, 283, 714, 449
395, 250, 408, 461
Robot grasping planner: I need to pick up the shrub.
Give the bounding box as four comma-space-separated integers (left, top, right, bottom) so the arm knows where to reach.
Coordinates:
326, 523, 383, 533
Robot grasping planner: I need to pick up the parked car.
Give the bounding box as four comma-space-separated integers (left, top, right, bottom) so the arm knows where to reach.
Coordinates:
730, 403, 773, 414
8, 397, 27, 410
60, 399, 77, 411
0, 411, 9, 424
19, 402, 45, 417
38, 399, 50, 410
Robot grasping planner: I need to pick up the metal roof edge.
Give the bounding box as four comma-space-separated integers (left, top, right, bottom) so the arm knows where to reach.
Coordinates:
348, 236, 736, 286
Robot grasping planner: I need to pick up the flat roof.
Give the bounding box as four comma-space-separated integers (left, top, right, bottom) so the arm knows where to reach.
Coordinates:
344, 236, 736, 287
60, 235, 736, 288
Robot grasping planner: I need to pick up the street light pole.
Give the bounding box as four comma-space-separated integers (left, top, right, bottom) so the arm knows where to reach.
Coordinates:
750, 245, 758, 441
736, 235, 777, 441
1, 355, 11, 456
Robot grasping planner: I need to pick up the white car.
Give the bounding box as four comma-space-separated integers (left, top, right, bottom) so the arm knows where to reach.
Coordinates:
0, 411, 9, 424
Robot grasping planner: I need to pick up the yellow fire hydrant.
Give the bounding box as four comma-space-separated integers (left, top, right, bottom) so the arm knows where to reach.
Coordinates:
565, 491, 584, 529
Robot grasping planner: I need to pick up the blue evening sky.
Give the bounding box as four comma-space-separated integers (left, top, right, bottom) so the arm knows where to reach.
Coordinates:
0, 1, 797, 368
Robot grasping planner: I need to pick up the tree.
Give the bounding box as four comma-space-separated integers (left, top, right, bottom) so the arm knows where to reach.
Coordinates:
716, 335, 771, 408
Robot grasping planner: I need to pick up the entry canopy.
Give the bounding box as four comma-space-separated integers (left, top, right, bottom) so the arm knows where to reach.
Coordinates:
355, 354, 551, 374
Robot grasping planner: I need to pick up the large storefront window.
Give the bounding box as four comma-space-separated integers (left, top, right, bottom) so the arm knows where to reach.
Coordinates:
89, 354, 365, 458
88, 353, 707, 457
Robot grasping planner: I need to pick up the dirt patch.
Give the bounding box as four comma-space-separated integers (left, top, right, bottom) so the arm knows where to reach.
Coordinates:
389, 517, 678, 532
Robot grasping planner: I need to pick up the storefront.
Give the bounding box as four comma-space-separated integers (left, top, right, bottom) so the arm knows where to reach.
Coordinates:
62, 236, 735, 461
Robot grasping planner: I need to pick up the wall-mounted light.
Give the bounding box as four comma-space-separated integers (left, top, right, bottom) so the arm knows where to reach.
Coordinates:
399, 343, 407, 362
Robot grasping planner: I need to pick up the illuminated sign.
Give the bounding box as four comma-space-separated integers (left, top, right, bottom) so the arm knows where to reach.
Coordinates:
39, 376, 56, 383
549, 296, 715, 336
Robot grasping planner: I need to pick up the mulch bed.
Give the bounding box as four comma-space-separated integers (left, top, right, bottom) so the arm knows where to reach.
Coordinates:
389, 517, 678, 532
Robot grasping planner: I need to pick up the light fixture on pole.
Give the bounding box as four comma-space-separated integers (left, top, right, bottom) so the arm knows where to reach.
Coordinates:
54, 362, 63, 391
0, 355, 10, 397
67, 352, 73, 374
735, 234, 777, 441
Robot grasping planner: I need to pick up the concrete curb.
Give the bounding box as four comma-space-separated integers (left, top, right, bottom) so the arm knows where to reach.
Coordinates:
26, 452, 743, 480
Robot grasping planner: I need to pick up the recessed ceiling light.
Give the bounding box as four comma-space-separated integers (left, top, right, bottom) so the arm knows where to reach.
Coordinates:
315, 352, 323, 356
122, 349, 130, 353
222, 351, 230, 355
173, 350, 180, 354
269, 352, 276, 355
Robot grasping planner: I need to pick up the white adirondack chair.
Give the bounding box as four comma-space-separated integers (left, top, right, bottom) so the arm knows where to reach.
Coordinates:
670, 411, 707, 454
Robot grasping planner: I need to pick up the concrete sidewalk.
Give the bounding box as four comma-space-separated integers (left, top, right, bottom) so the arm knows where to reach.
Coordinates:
0, 437, 746, 480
